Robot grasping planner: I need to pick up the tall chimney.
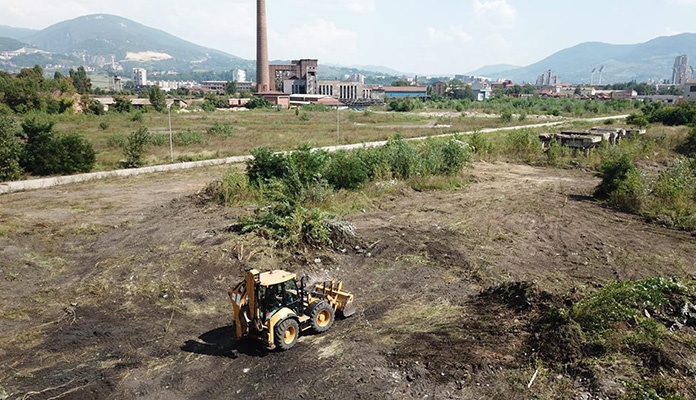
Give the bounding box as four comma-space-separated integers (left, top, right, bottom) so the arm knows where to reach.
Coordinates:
256, 0, 270, 93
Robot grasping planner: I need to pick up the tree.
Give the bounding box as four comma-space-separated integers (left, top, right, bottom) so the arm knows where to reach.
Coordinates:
391, 79, 409, 87
148, 86, 166, 112
19, 117, 95, 176
120, 126, 151, 168
246, 96, 272, 109
225, 81, 237, 95
69, 66, 92, 94
0, 116, 23, 181
113, 96, 133, 113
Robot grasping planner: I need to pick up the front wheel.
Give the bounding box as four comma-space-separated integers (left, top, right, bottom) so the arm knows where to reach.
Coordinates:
310, 302, 335, 333
274, 318, 300, 351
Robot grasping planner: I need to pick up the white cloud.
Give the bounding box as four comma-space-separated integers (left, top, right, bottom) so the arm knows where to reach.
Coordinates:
664, 0, 696, 4
344, 0, 376, 13
473, 0, 517, 26
270, 19, 358, 64
427, 26, 473, 43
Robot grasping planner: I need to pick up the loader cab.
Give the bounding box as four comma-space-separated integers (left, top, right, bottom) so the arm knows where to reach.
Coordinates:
257, 271, 303, 321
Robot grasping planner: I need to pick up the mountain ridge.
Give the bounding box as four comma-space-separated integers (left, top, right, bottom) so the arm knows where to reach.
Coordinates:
1, 14, 695, 84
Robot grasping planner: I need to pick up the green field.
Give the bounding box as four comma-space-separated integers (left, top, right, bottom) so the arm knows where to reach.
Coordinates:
48, 108, 526, 170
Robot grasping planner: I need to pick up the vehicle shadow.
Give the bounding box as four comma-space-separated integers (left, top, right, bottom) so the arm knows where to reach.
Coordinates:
181, 325, 268, 358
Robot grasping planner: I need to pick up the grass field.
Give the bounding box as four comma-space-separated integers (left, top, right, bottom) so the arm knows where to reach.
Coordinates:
47, 107, 535, 170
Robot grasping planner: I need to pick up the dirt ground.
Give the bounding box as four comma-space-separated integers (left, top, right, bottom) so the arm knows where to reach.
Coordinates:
1, 162, 695, 400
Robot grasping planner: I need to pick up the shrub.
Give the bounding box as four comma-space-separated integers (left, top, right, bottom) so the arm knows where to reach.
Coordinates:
53, 133, 96, 174
148, 134, 167, 146
676, 127, 696, 157
646, 159, 696, 228
131, 112, 144, 122
383, 135, 421, 179
206, 122, 234, 137
594, 154, 643, 211
173, 129, 206, 146
247, 147, 291, 187
325, 150, 370, 190
500, 110, 512, 122
246, 96, 272, 109
106, 134, 126, 148
230, 202, 350, 249
626, 113, 649, 128
216, 167, 257, 206
502, 129, 542, 160
19, 117, 95, 176
572, 277, 692, 337
120, 126, 150, 168
469, 131, 492, 156
0, 116, 23, 181
387, 98, 419, 112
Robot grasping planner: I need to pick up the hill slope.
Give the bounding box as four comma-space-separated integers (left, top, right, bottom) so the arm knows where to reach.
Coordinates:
487, 33, 696, 84
21, 14, 253, 72
0, 25, 37, 41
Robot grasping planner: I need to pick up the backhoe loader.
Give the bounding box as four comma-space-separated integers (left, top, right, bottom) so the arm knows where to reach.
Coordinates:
228, 269, 356, 350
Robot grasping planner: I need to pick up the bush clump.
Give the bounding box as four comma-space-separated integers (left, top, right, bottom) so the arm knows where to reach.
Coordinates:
18, 116, 95, 176
223, 136, 472, 249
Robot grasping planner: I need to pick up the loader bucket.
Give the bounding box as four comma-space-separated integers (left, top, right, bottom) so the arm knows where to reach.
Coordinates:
339, 298, 356, 318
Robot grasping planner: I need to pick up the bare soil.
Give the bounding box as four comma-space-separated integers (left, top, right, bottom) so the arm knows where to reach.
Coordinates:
1, 162, 695, 399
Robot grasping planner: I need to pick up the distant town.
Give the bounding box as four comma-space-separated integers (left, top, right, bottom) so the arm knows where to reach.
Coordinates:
93, 51, 693, 113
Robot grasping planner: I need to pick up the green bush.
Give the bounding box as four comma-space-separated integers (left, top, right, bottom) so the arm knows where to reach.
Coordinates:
325, 150, 370, 190
106, 134, 126, 148
173, 129, 206, 146
206, 122, 234, 137
607, 167, 645, 213
594, 154, 639, 200
502, 129, 542, 160
131, 112, 144, 122
676, 127, 696, 157
500, 110, 512, 122
0, 116, 23, 181
469, 131, 492, 156
19, 117, 95, 176
246, 96, 272, 109
246, 147, 291, 187
120, 126, 150, 168
53, 133, 96, 174
148, 134, 167, 146
646, 159, 696, 228
216, 167, 257, 206
383, 135, 421, 179
572, 277, 693, 337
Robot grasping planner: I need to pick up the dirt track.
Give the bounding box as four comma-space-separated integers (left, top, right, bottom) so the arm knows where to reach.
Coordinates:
1, 162, 695, 399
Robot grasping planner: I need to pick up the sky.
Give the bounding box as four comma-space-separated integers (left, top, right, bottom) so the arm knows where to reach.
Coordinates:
1, 0, 696, 75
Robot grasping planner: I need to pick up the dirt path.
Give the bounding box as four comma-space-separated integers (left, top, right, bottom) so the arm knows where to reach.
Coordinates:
0, 162, 694, 399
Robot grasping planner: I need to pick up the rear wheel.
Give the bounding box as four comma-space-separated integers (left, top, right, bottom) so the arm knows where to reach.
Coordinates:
274, 319, 299, 351
310, 302, 335, 333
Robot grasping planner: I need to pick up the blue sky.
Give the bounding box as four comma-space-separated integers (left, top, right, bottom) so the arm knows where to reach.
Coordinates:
1, 0, 695, 75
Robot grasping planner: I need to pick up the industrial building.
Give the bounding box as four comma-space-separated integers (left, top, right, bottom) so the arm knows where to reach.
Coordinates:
672, 55, 693, 85
132, 68, 147, 87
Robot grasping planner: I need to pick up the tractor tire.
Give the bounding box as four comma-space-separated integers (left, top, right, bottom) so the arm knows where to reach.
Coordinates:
274, 318, 299, 351
310, 302, 335, 333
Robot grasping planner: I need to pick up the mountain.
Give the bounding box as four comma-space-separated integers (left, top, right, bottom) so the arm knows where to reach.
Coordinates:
484, 33, 696, 84
0, 37, 28, 51
466, 64, 522, 77
2, 14, 253, 73
0, 25, 37, 41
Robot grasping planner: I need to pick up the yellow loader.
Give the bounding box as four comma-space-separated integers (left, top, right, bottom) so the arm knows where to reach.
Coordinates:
228, 269, 356, 350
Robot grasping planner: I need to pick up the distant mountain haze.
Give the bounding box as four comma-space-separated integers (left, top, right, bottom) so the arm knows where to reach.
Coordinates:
0, 14, 694, 84
480, 33, 696, 84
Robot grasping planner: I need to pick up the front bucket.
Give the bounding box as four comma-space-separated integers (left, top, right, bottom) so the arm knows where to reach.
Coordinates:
339, 299, 356, 318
